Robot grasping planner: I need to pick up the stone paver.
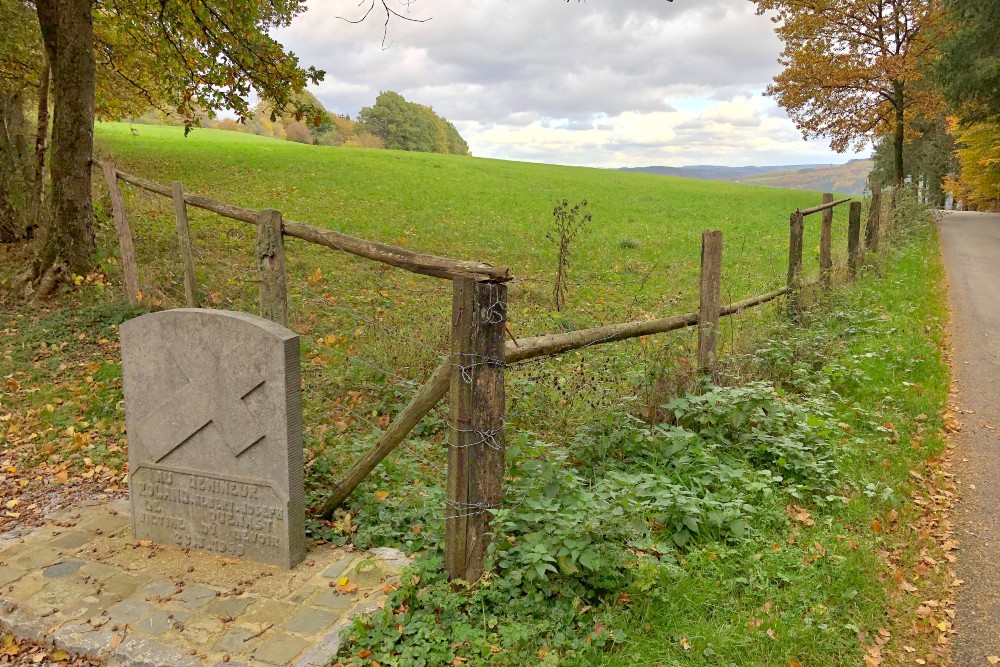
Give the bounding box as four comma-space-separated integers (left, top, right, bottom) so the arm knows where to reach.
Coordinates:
10, 546, 66, 570
213, 625, 260, 654
350, 558, 394, 588
293, 621, 351, 667
59, 593, 118, 620
102, 572, 152, 599
205, 595, 256, 619
283, 607, 336, 636
135, 578, 179, 599
0, 565, 26, 587
33, 576, 98, 609
251, 633, 311, 665
320, 556, 354, 581
50, 531, 97, 551
132, 609, 187, 636
243, 600, 297, 626
287, 586, 322, 605
177, 615, 226, 645
174, 586, 219, 609
51, 620, 119, 654
311, 590, 355, 614
0, 501, 400, 666
105, 599, 155, 627
43, 560, 86, 579
75, 507, 130, 535
114, 636, 202, 667
78, 562, 121, 582
6, 573, 47, 603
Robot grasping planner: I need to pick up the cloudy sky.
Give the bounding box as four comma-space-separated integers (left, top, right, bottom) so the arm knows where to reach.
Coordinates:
274, 0, 870, 168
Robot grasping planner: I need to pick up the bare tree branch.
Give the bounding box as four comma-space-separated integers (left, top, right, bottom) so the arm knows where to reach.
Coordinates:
336, 0, 431, 50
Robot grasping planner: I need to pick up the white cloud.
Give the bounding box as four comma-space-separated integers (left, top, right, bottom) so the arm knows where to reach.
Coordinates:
273, 0, 869, 167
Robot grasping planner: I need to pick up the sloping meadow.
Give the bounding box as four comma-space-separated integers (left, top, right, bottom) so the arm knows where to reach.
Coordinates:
51, 124, 949, 665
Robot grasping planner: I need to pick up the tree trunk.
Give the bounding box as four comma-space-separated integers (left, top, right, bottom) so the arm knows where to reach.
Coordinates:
892, 80, 905, 187
0, 92, 31, 243
30, 54, 51, 232
32, 0, 96, 278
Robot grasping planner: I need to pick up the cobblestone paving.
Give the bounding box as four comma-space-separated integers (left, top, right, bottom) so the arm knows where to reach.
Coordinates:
0, 501, 407, 666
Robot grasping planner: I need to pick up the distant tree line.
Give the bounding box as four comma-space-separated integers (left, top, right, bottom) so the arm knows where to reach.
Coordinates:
136, 90, 469, 156
357, 91, 469, 154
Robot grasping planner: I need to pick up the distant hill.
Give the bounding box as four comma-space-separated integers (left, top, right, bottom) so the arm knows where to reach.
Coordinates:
619, 159, 873, 195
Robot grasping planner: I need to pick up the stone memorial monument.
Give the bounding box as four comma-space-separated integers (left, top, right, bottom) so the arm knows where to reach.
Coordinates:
120, 309, 306, 568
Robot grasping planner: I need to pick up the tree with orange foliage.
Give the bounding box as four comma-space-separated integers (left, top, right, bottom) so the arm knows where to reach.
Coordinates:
946, 118, 1000, 210
751, 0, 945, 185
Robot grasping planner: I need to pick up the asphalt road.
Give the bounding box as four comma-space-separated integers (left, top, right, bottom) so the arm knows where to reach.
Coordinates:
938, 210, 1000, 665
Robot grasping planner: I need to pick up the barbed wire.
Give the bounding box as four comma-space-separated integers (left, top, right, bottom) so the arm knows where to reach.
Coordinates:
448, 423, 505, 451
442, 500, 502, 520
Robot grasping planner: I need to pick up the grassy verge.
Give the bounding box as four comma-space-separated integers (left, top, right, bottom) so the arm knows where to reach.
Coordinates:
597, 210, 952, 667
331, 201, 952, 667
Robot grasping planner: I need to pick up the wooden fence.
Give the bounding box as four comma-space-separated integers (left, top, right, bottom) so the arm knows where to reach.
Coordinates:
97, 160, 882, 582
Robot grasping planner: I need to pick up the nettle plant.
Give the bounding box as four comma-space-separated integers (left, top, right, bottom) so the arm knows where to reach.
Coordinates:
336, 382, 844, 666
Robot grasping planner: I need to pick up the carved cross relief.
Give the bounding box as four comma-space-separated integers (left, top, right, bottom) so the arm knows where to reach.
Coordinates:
133, 345, 266, 463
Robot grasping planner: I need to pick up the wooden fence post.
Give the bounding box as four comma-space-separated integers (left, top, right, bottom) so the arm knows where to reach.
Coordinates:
866, 184, 881, 252
256, 209, 288, 326
848, 201, 862, 276
787, 211, 804, 317
171, 181, 199, 308
820, 193, 833, 287
100, 162, 140, 305
446, 277, 507, 583
698, 230, 723, 376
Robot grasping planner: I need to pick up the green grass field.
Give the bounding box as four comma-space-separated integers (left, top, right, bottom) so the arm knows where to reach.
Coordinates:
91, 121, 866, 466
95, 121, 855, 323
93, 121, 860, 430
2, 124, 951, 666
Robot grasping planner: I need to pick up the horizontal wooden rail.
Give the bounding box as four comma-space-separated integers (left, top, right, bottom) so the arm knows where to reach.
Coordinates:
281, 221, 510, 282
721, 285, 789, 316
318, 282, 791, 515
107, 163, 511, 282
506, 312, 698, 364
798, 197, 852, 217
115, 169, 259, 223
506, 285, 789, 365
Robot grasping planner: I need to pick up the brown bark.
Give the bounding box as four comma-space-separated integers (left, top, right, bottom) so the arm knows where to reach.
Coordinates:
32, 0, 96, 278
100, 163, 140, 304
892, 80, 905, 186
173, 181, 200, 309
30, 54, 50, 231
799, 197, 852, 217
848, 201, 863, 275
787, 211, 804, 318
819, 193, 833, 287
256, 209, 286, 324
0, 90, 33, 243
446, 279, 507, 583
697, 230, 723, 375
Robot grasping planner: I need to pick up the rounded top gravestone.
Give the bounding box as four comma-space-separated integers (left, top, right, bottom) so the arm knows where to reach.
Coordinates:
120, 309, 305, 568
